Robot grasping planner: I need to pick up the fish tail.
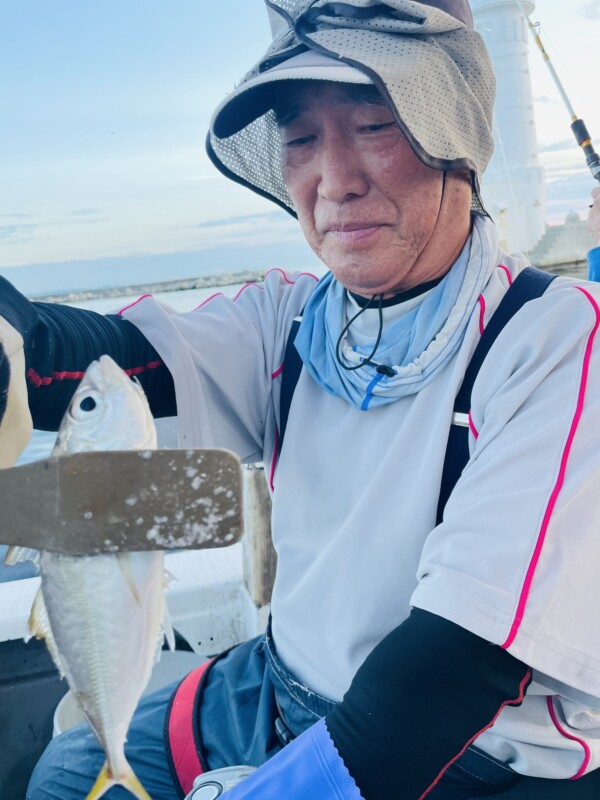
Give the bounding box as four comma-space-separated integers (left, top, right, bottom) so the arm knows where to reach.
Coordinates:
85, 761, 152, 800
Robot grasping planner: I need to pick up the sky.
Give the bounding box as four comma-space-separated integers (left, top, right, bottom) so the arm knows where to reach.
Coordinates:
1, 0, 600, 295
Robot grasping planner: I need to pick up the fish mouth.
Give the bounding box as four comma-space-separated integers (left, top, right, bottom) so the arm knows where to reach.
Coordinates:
78, 355, 132, 396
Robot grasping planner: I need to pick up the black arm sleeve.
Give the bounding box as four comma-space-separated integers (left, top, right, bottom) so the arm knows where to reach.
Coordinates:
0, 276, 176, 430
325, 608, 531, 800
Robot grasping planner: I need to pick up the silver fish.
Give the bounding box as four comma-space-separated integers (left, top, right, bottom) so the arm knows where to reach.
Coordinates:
27, 355, 171, 800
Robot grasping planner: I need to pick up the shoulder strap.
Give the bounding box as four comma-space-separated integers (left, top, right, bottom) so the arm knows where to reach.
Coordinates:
278, 316, 303, 456
435, 267, 557, 524
277, 268, 556, 497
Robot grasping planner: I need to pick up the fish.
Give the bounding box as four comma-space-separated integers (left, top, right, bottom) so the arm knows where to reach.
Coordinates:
23, 355, 172, 800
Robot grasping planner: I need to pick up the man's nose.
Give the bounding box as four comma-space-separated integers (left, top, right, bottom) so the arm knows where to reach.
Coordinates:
316, 137, 369, 203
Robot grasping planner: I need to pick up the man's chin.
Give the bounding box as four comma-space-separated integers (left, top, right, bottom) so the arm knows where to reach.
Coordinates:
327, 260, 413, 297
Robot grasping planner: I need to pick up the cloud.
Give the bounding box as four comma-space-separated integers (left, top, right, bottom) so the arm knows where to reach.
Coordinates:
187, 175, 223, 182
0, 223, 40, 243
539, 139, 578, 154
69, 208, 104, 217
189, 212, 284, 230
0, 212, 112, 256
534, 95, 558, 105
581, 1, 600, 19
67, 215, 111, 226
542, 165, 595, 223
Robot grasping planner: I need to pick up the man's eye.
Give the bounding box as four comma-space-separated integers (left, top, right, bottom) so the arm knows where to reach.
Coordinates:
284, 135, 314, 148
362, 122, 396, 133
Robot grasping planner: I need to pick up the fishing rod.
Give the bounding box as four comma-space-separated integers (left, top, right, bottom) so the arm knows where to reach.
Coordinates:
515, 0, 600, 183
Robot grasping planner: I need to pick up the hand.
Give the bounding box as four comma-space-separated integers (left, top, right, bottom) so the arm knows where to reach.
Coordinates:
0, 316, 32, 468
588, 186, 600, 244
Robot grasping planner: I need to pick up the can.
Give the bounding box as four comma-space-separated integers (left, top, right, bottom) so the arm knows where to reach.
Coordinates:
185, 765, 257, 799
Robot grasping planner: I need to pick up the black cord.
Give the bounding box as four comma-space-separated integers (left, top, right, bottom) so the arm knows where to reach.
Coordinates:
335, 292, 387, 372
334, 170, 448, 377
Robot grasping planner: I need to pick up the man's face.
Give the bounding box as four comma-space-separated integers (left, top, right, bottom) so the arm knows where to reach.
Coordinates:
279, 83, 456, 297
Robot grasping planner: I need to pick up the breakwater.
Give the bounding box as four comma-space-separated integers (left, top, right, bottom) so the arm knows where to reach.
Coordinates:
30, 269, 267, 304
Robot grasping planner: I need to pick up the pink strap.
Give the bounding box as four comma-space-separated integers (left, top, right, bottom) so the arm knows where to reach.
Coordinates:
167, 660, 213, 795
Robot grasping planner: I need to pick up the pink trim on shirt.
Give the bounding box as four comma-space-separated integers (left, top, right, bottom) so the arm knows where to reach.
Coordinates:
117, 294, 153, 316
498, 264, 513, 286
30, 369, 86, 386
477, 295, 486, 335
123, 360, 163, 377
266, 267, 319, 284
27, 360, 163, 388
547, 696, 591, 780
193, 269, 319, 311
194, 291, 224, 311
502, 287, 600, 650
419, 669, 531, 799
468, 411, 479, 440
271, 363, 284, 380
194, 283, 264, 312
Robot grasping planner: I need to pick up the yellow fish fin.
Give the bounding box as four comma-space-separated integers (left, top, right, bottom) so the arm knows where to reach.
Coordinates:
5, 545, 40, 568
85, 761, 152, 800
27, 588, 50, 641
117, 553, 142, 606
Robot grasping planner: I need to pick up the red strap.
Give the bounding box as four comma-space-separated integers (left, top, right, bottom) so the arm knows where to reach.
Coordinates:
168, 660, 213, 795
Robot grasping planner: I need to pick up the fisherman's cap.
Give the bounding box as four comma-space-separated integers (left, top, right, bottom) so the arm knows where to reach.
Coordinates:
207, 0, 495, 215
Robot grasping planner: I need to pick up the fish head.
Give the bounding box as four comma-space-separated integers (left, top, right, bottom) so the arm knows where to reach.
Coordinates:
54, 355, 157, 455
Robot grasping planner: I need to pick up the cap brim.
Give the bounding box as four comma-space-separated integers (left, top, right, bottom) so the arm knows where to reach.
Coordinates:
212, 52, 372, 139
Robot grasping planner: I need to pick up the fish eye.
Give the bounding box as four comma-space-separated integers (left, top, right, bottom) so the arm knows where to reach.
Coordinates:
70, 391, 102, 420
79, 397, 97, 412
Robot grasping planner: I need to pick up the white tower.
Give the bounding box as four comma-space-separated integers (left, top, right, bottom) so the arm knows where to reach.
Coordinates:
471, 0, 546, 254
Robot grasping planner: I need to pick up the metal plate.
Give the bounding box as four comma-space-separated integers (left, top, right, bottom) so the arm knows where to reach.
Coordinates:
0, 449, 242, 555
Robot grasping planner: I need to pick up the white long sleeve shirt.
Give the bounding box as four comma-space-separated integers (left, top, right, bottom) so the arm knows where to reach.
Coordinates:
123, 218, 600, 779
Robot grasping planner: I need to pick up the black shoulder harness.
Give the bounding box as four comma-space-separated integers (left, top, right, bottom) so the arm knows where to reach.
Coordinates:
277, 267, 557, 521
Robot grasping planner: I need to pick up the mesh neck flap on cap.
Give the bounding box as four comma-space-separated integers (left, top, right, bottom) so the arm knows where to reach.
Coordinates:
420, 0, 474, 29
207, 0, 494, 217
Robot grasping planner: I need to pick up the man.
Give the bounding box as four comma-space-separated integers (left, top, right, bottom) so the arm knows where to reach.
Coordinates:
3, 1, 600, 797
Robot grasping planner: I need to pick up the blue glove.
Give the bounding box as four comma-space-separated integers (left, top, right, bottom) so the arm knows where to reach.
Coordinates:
224, 719, 364, 800
588, 245, 600, 283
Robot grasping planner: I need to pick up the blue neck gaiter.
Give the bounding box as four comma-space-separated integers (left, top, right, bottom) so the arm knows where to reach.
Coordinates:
294, 214, 497, 410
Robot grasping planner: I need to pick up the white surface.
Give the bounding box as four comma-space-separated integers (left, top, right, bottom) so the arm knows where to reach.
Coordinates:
0, 545, 262, 650
165, 544, 263, 656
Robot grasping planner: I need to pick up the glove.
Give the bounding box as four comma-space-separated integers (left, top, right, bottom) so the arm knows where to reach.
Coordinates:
223, 719, 364, 800
0, 315, 32, 468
